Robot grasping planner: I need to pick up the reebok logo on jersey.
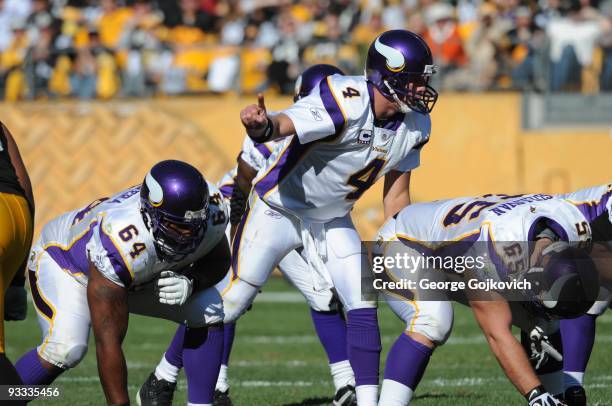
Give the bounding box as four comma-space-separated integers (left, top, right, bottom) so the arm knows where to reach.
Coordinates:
357, 130, 372, 145
264, 209, 282, 219
310, 108, 323, 121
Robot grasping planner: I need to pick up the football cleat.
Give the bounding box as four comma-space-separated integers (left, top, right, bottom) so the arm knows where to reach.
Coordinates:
564, 385, 586, 406
213, 389, 233, 406
333, 385, 357, 406
136, 373, 176, 406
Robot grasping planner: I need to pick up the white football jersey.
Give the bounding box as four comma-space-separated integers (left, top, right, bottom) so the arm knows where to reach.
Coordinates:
558, 183, 612, 223
33, 182, 229, 288
393, 193, 590, 281
217, 135, 284, 199
252, 74, 431, 221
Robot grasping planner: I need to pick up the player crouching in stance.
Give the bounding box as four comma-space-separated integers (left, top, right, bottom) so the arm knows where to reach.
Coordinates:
139, 64, 357, 406
555, 184, 612, 405
14, 160, 230, 406
374, 194, 600, 406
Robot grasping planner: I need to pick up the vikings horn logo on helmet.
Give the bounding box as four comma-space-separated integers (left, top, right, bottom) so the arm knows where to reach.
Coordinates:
145, 171, 164, 207
374, 37, 405, 72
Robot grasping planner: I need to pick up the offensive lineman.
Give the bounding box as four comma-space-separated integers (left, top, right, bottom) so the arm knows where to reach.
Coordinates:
138, 65, 358, 406
554, 184, 612, 405
0, 123, 34, 386
14, 160, 230, 405
375, 193, 599, 405
232, 29, 437, 405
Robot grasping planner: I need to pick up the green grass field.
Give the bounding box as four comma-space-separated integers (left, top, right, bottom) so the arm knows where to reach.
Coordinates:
6, 277, 612, 405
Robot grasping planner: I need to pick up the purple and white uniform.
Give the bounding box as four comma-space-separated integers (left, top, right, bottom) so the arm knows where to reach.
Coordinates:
215, 135, 338, 312
376, 194, 591, 405
224, 75, 430, 405
28, 182, 228, 369
226, 73, 430, 317
376, 194, 591, 345
253, 74, 428, 221
558, 184, 612, 315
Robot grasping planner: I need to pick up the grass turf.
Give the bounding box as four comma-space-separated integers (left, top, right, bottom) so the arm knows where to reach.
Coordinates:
5, 277, 612, 405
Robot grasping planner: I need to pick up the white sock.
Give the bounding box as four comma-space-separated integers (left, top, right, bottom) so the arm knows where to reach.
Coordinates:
215, 364, 229, 392
564, 371, 585, 388
187, 403, 212, 406
355, 384, 378, 406
329, 360, 355, 391
379, 379, 414, 406
154, 353, 180, 383
539, 371, 564, 396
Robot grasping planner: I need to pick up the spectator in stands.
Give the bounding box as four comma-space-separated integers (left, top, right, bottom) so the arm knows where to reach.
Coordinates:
547, 1, 605, 91
119, 0, 162, 97
600, 0, 612, 90
25, 14, 57, 98
506, 6, 547, 90
1, 19, 30, 100
97, 0, 134, 49
423, 2, 467, 89
266, 9, 300, 94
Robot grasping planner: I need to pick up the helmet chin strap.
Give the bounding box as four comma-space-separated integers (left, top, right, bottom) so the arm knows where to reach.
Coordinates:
384, 80, 411, 113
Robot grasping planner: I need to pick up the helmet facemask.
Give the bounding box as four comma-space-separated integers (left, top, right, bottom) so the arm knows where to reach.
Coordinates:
518, 242, 598, 319
141, 199, 209, 262
382, 71, 438, 114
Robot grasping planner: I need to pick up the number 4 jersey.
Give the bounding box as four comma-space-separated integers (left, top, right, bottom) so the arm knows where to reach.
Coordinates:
29, 182, 229, 288
252, 74, 431, 221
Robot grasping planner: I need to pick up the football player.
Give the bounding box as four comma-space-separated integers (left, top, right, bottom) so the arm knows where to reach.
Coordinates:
138, 65, 358, 406
0, 123, 34, 386
375, 193, 599, 405
14, 160, 230, 405
233, 29, 437, 405
554, 184, 611, 406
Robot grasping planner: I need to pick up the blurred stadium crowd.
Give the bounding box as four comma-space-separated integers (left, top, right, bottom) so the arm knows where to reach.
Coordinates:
0, 0, 611, 101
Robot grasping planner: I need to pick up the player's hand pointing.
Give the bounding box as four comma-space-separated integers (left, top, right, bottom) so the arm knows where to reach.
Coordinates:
241, 93, 272, 141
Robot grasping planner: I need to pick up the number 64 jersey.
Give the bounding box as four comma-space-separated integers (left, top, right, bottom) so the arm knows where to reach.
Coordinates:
29, 182, 229, 288
252, 74, 430, 222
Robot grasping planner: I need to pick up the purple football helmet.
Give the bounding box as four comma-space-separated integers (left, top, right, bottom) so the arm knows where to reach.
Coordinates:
294, 64, 345, 102
521, 242, 599, 319
366, 29, 438, 114
140, 160, 209, 262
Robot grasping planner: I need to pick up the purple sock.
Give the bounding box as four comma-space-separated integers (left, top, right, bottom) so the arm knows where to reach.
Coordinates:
310, 309, 348, 364
164, 325, 186, 368
561, 314, 596, 372
183, 325, 224, 404
346, 308, 381, 386
384, 333, 432, 390
15, 349, 63, 385
222, 323, 236, 366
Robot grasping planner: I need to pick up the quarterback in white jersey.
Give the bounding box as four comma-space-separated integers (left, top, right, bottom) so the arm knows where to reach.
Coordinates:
233, 29, 437, 405
556, 184, 612, 405
14, 160, 230, 406
139, 64, 358, 406
375, 194, 599, 406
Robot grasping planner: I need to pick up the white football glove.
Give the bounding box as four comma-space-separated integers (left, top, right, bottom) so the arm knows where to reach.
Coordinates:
155, 271, 193, 306
526, 386, 564, 406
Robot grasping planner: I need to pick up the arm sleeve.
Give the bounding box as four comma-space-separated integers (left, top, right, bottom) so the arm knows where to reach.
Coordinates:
241, 136, 272, 171
87, 219, 133, 288
282, 79, 346, 144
